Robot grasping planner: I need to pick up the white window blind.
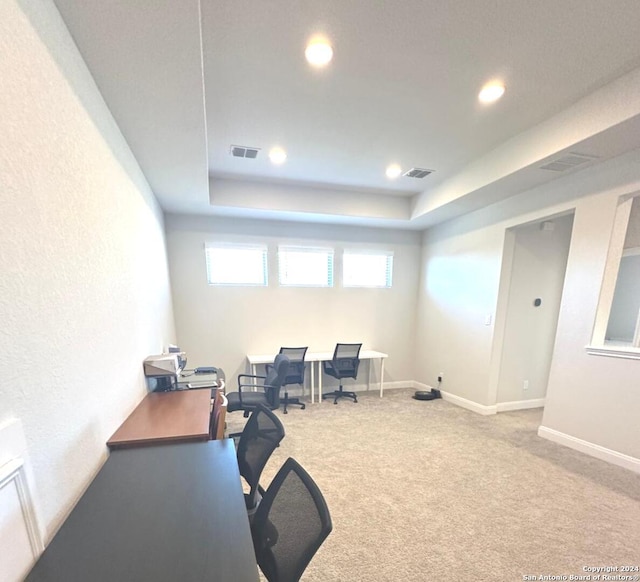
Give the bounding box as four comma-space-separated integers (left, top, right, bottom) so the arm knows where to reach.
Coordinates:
278, 246, 334, 287
205, 244, 268, 286
343, 251, 393, 288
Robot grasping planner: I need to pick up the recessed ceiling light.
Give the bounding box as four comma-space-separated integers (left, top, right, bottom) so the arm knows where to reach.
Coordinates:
269, 147, 287, 165
386, 164, 402, 179
305, 37, 333, 67
478, 81, 505, 104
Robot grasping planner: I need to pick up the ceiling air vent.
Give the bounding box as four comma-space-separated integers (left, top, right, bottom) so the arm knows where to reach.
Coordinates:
403, 167, 434, 179
539, 152, 599, 172
230, 145, 260, 159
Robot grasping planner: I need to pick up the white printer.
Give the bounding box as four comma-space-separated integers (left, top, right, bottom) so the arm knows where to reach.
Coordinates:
143, 353, 184, 377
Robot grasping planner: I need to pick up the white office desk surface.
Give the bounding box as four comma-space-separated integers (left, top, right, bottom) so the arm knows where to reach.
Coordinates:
247, 350, 389, 403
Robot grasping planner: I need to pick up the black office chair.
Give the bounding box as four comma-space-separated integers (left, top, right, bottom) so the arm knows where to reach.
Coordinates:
227, 354, 290, 417
251, 457, 332, 582
322, 343, 362, 404
236, 404, 286, 515
266, 347, 308, 414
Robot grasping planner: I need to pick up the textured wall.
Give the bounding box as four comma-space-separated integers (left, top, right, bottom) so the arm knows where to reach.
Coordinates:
0, 0, 175, 540
165, 214, 420, 388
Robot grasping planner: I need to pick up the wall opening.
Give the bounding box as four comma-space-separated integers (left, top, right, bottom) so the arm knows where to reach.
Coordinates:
491, 212, 575, 411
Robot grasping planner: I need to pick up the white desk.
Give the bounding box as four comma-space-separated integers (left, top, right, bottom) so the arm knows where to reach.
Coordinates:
247, 350, 389, 403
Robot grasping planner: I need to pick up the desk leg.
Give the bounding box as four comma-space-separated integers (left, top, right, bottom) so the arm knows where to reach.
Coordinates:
251, 363, 257, 391
379, 358, 385, 398
368, 359, 372, 392
318, 362, 322, 403
310, 362, 315, 404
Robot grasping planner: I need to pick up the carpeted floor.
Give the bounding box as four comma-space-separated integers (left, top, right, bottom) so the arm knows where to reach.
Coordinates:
226, 388, 640, 582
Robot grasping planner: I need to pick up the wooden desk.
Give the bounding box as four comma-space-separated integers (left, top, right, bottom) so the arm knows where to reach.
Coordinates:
107, 389, 211, 449
247, 349, 389, 403
26, 440, 259, 582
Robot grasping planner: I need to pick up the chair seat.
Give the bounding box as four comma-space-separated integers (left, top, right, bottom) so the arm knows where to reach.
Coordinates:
227, 391, 272, 413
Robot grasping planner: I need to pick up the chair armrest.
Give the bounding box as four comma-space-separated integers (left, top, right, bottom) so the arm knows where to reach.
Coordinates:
238, 374, 266, 390
238, 382, 268, 390
238, 373, 266, 382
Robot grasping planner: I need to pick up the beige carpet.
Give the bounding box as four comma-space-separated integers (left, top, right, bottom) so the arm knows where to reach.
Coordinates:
226, 388, 640, 582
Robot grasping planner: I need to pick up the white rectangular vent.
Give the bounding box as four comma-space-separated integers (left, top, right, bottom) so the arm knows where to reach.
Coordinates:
230, 145, 260, 159
403, 168, 434, 179
539, 152, 599, 172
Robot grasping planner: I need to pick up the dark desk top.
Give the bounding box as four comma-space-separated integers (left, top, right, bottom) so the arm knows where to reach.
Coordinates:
107, 389, 211, 449
26, 440, 259, 582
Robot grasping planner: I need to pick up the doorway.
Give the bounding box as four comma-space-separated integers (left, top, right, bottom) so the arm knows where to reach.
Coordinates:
492, 213, 574, 410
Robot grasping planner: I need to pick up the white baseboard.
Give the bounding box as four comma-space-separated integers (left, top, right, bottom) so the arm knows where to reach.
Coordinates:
0, 419, 44, 580
538, 426, 640, 474
375, 381, 412, 391
286, 380, 413, 398
413, 382, 497, 415
496, 398, 546, 412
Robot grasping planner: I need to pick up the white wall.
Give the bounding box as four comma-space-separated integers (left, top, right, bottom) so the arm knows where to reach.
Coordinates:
165, 214, 420, 389
543, 189, 640, 460
496, 215, 573, 403
0, 0, 175, 545
416, 147, 640, 460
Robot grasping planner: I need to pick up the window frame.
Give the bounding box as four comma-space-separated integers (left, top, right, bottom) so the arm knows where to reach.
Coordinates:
588, 191, 640, 359
204, 242, 268, 287
342, 250, 394, 288
277, 245, 334, 287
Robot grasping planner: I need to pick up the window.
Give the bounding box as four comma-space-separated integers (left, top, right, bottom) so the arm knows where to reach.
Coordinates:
590, 193, 640, 357
604, 196, 640, 348
205, 243, 268, 286
278, 246, 334, 287
343, 251, 393, 288
606, 249, 640, 346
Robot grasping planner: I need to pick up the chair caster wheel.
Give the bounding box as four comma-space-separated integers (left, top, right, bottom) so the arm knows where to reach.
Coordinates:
284, 410, 288, 414
354, 399, 358, 403
301, 405, 306, 410
334, 401, 338, 405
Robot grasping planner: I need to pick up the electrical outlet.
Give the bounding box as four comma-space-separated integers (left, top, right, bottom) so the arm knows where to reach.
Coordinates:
523, 380, 529, 391
438, 373, 443, 383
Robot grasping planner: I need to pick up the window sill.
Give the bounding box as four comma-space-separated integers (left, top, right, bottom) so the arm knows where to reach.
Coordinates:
585, 345, 640, 360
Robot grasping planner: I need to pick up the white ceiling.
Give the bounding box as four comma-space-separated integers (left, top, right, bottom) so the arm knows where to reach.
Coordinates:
54, 0, 640, 229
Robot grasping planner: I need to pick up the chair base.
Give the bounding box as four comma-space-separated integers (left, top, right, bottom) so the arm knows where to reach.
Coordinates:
322, 386, 358, 405
282, 392, 306, 414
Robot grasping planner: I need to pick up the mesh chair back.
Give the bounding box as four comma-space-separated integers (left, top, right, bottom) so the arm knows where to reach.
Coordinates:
332, 343, 362, 378
263, 354, 290, 408
237, 404, 286, 510
252, 458, 332, 582
279, 347, 307, 386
